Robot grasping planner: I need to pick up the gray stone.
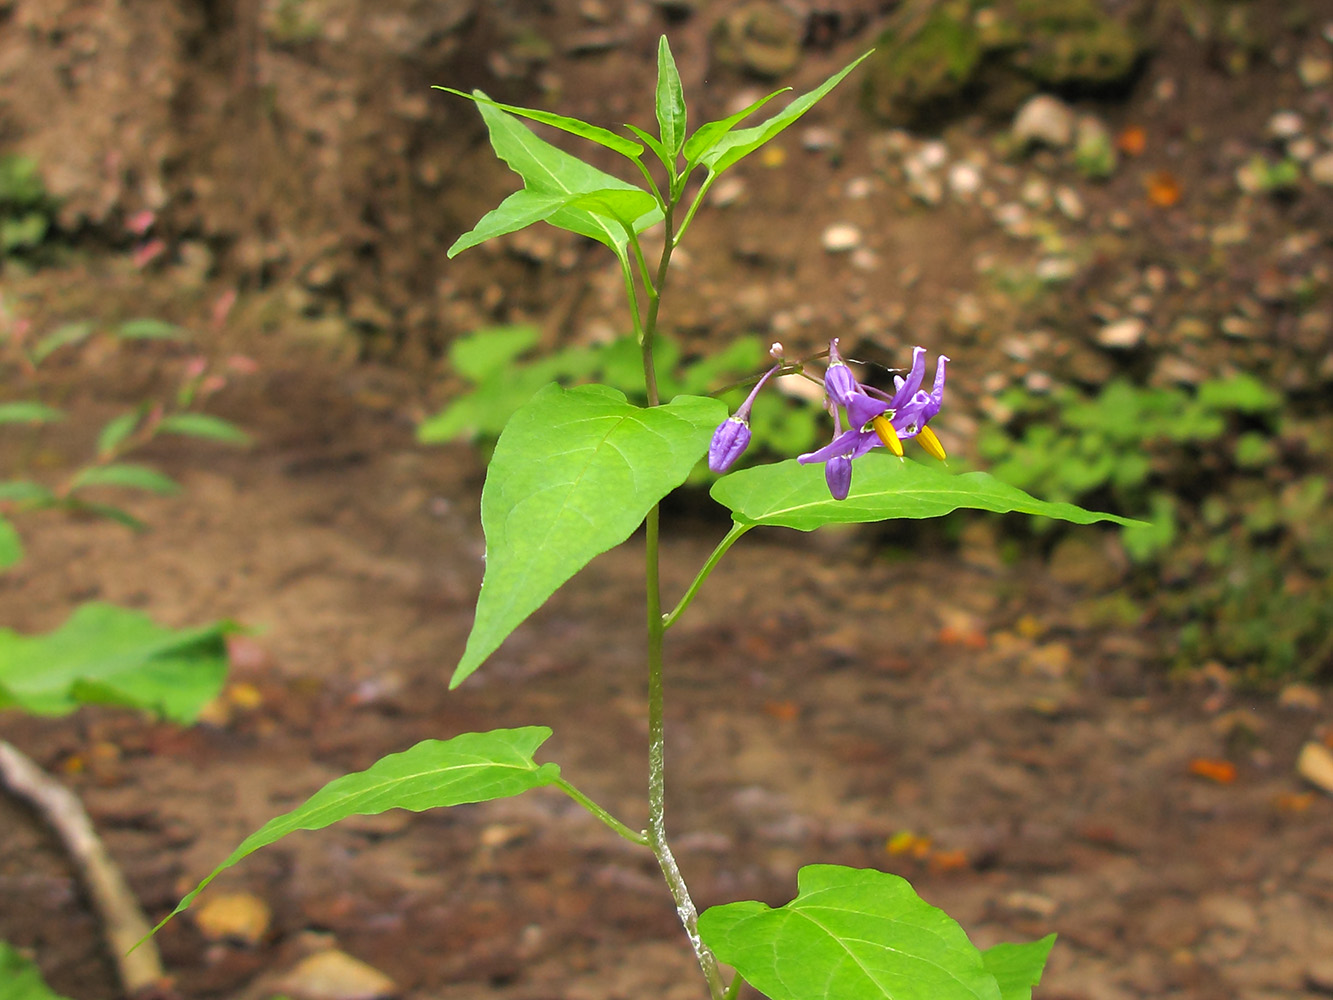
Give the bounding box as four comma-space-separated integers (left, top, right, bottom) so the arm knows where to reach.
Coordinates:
1013, 94, 1076, 149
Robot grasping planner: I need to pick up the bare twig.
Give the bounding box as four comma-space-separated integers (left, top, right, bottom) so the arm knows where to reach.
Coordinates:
0, 738, 167, 996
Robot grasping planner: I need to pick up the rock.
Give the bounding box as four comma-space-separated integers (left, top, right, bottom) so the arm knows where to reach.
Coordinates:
193, 892, 272, 945
1097, 316, 1146, 349
863, 7, 985, 125
1035, 256, 1077, 283
821, 223, 862, 253
1055, 185, 1085, 220
1268, 110, 1304, 140
1298, 54, 1333, 87
1308, 151, 1333, 186
277, 949, 397, 1000
1004, 890, 1059, 917
947, 161, 982, 198
1277, 683, 1322, 711
993, 201, 1031, 237
709, 175, 746, 207
710, 1, 802, 79
1297, 741, 1333, 795
1012, 94, 1076, 148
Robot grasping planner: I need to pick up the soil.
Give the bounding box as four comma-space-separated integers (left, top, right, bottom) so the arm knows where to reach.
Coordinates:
2, 2, 1333, 1000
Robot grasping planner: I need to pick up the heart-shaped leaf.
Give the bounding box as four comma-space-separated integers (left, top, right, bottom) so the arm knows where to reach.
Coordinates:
711, 457, 1137, 531
699, 865, 1002, 1000
452, 384, 726, 687
982, 935, 1057, 1000
155, 727, 561, 931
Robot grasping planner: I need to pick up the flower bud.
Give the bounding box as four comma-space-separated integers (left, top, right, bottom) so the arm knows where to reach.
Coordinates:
708, 415, 752, 472
825, 454, 853, 500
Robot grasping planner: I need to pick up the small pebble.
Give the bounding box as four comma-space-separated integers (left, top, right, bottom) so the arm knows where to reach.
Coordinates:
821, 223, 862, 253
277, 949, 397, 1000
1012, 94, 1076, 148
1268, 110, 1304, 139
844, 176, 874, 199
1298, 54, 1333, 87
1297, 741, 1333, 795
1055, 185, 1085, 220
1309, 151, 1333, 186
1098, 317, 1146, 349
948, 162, 982, 197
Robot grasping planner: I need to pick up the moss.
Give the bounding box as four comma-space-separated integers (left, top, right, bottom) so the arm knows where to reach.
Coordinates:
862, 1, 985, 124
1005, 0, 1145, 88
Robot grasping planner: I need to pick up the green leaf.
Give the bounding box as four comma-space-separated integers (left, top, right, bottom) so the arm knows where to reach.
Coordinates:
682, 87, 789, 163
449, 325, 540, 381
698, 50, 873, 176
623, 122, 674, 172
0, 602, 235, 721
96, 410, 141, 457
0, 941, 74, 1000
0, 480, 56, 505
711, 457, 1139, 531
116, 318, 183, 340
452, 384, 726, 687
156, 413, 251, 446
1197, 373, 1282, 414
67, 500, 146, 531
655, 36, 687, 158
449, 94, 662, 259
0, 514, 20, 570
70, 462, 179, 496
157, 727, 560, 928
981, 935, 1057, 1000
0, 402, 63, 425
433, 87, 643, 159
30, 321, 94, 363
698, 865, 1002, 1000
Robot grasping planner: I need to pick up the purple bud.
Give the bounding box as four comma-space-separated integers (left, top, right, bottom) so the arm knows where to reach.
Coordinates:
825, 454, 853, 500
824, 363, 860, 408
708, 415, 752, 472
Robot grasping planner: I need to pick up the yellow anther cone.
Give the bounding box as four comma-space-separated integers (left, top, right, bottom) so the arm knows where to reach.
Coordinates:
871, 415, 905, 457
916, 424, 947, 461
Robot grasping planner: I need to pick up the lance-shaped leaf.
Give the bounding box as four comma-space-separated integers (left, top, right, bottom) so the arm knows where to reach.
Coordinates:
655, 35, 687, 158
70, 462, 179, 496
433, 87, 643, 159
697, 50, 873, 176
449, 94, 662, 259
0, 602, 235, 722
0, 401, 64, 425
711, 457, 1138, 531
157, 727, 560, 927
681, 87, 789, 164
699, 866, 1003, 1000
452, 384, 726, 687
982, 935, 1057, 1000
156, 413, 252, 445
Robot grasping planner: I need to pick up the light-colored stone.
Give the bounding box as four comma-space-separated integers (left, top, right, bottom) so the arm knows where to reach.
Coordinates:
1055, 185, 1085, 220
1097, 316, 1146, 349
822, 223, 862, 253
1297, 741, 1333, 795
1298, 54, 1333, 87
1012, 94, 1076, 148
193, 891, 272, 945
948, 161, 982, 197
1268, 110, 1304, 139
1309, 151, 1333, 186
277, 949, 397, 1000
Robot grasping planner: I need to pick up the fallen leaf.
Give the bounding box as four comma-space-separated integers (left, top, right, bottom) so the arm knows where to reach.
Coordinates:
1146, 170, 1182, 207
1116, 125, 1147, 156
928, 849, 969, 873
762, 699, 800, 722
1188, 758, 1237, 784
1274, 791, 1315, 813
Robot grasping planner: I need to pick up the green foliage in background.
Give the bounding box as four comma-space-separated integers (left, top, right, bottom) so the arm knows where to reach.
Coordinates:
418, 325, 824, 474
0, 941, 72, 1000
0, 155, 56, 263
977, 372, 1331, 680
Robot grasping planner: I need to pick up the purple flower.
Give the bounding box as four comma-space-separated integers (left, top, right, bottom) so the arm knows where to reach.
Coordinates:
798, 341, 949, 499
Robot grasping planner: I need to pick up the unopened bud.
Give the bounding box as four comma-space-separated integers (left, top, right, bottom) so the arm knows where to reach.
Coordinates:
825, 454, 853, 501
769, 342, 785, 359
708, 415, 752, 472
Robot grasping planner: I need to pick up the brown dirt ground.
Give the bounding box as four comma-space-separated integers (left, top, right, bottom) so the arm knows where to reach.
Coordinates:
3, 2, 1333, 1000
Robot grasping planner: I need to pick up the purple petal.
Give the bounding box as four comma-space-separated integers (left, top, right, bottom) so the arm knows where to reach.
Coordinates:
824, 363, 860, 407
846, 393, 890, 429
825, 454, 853, 500
889, 347, 926, 409
708, 416, 751, 472
798, 427, 863, 465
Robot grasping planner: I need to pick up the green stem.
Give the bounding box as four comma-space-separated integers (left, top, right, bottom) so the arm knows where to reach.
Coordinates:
673, 172, 717, 248
640, 197, 726, 1000
662, 521, 752, 630
554, 777, 649, 847
722, 972, 745, 1000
